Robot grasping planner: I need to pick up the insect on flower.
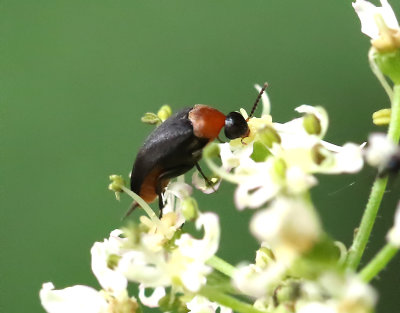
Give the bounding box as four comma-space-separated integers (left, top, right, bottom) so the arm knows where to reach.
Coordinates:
126, 83, 268, 218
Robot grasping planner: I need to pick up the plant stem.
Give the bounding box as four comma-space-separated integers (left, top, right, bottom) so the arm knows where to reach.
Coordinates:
200, 286, 269, 313
346, 85, 400, 270
387, 85, 400, 142
346, 177, 388, 270
207, 256, 236, 278
120, 185, 166, 232
359, 243, 398, 282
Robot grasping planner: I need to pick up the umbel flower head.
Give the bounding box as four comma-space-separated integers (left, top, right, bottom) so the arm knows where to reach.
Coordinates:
41, 80, 383, 313
206, 86, 364, 211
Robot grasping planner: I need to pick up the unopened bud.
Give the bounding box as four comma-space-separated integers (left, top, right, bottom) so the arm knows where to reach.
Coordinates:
303, 114, 322, 135
181, 197, 199, 221
203, 142, 220, 159
273, 158, 287, 180
157, 105, 172, 122
258, 126, 281, 148
255, 246, 275, 268
108, 175, 126, 201
373, 108, 391, 125
141, 112, 162, 125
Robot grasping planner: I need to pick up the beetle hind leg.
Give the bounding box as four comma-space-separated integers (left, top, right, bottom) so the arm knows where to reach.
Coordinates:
155, 165, 195, 218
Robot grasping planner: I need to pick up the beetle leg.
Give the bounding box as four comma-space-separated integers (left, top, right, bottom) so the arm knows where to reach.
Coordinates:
156, 165, 194, 217
195, 162, 216, 191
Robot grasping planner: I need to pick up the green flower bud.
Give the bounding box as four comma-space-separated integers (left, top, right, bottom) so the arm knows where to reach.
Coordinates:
107, 254, 121, 270
375, 49, 400, 84
203, 142, 220, 159
251, 141, 271, 162
274, 280, 301, 306
273, 158, 287, 180
372, 108, 391, 125
255, 246, 275, 268
311, 144, 327, 165
108, 174, 126, 200
141, 112, 162, 125
181, 197, 199, 221
158, 293, 188, 313
157, 105, 172, 122
303, 113, 322, 135
258, 125, 281, 148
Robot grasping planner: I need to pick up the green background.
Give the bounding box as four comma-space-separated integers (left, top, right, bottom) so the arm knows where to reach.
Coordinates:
2, 0, 400, 312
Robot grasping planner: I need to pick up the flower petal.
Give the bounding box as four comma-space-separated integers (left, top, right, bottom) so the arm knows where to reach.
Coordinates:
40, 283, 107, 313
138, 285, 166, 308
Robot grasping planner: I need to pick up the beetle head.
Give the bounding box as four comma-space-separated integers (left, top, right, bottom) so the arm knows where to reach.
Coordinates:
224, 111, 249, 139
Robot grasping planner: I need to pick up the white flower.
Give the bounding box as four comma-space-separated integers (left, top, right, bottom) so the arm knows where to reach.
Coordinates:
40, 283, 138, 313
274, 105, 328, 147
297, 302, 336, 313
40, 231, 138, 313
234, 158, 282, 210
192, 171, 221, 194
232, 262, 287, 298
40, 283, 109, 313
138, 285, 166, 308
387, 201, 400, 247
118, 248, 171, 287
91, 229, 128, 293
364, 133, 398, 169
187, 296, 232, 313
353, 0, 399, 39
299, 273, 377, 313
169, 212, 220, 292
219, 142, 254, 170
119, 212, 220, 292
315, 143, 364, 174
250, 197, 321, 260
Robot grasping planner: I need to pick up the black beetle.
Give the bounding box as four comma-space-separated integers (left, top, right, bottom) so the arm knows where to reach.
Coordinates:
126, 83, 268, 217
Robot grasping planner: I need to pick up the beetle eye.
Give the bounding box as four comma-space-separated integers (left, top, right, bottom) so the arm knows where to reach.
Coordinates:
224, 111, 249, 139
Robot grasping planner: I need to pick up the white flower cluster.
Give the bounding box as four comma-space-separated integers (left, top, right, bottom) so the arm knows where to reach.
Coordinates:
40, 82, 380, 313
41, 181, 233, 313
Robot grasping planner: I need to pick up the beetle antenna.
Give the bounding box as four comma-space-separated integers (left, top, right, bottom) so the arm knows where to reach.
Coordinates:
247, 82, 268, 120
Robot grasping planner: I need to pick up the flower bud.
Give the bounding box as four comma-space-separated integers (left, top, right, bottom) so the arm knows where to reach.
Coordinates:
108, 175, 126, 201
303, 114, 322, 135
258, 125, 281, 148
375, 49, 400, 84
141, 112, 162, 125
203, 142, 220, 158
372, 108, 391, 125
181, 197, 199, 221
157, 105, 172, 122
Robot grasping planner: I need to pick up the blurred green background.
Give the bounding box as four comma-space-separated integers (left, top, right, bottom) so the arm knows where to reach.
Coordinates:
2, 0, 400, 312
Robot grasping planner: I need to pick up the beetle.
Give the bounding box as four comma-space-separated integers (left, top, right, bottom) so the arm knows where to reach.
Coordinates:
125, 83, 268, 218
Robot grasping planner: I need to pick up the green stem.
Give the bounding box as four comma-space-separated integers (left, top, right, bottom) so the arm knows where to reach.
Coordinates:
346, 85, 400, 270
369, 48, 393, 101
359, 243, 398, 282
346, 177, 388, 269
387, 85, 400, 142
206, 256, 236, 278
200, 286, 269, 313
